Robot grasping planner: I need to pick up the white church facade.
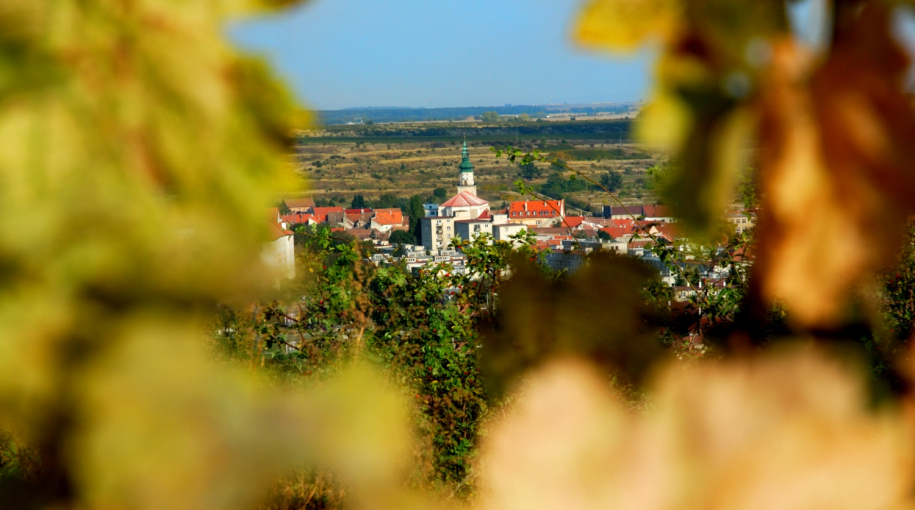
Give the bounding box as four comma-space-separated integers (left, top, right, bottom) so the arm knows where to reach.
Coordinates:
419, 142, 521, 251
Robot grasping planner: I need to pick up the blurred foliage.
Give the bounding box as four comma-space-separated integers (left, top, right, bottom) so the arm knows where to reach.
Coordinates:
481, 254, 665, 395
480, 347, 915, 510
211, 229, 547, 499
0, 1, 414, 510
6, 1, 915, 510
577, 0, 915, 328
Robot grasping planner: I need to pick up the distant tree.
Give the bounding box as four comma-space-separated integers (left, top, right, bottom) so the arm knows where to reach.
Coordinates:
518, 113, 530, 122
351, 194, 366, 209
408, 195, 425, 234
375, 193, 399, 209
598, 230, 614, 241
520, 162, 542, 181
550, 159, 567, 172
599, 172, 623, 193
389, 229, 416, 246
481, 111, 499, 123
433, 187, 448, 201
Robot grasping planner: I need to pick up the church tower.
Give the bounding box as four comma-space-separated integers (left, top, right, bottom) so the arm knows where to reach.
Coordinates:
456, 140, 476, 196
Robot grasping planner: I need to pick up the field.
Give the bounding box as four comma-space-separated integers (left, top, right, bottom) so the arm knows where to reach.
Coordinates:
292, 119, 667, 212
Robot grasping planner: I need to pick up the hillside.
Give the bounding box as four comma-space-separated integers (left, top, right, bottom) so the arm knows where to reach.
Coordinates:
293, 121, 666, 212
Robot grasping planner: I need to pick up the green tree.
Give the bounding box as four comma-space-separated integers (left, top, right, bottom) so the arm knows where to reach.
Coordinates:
599, 171, 623, 192
520, 162, 542, 181
433, 187, 448, 201
389, 229, 416, 245
408, 195, 425, 241
481, 111, 499, 123
351, 194, 367, 208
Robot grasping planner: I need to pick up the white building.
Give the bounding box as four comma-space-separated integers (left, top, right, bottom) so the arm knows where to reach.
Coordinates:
263, 209, 295, 282
420, 141, 491, 251
493, 223, 527, 245
421, 216, 456, 251
455, 218, 493, 244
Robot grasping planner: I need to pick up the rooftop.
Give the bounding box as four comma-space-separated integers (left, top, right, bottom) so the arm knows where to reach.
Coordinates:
441, 190, 488, 208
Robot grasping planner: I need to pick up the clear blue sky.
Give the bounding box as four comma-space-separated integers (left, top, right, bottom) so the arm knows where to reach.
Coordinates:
228, 0, 652, 110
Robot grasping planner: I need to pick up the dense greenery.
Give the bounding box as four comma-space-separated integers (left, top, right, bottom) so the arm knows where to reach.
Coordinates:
297, 119, 633, 145
315, 105, 633, 125
210, 230, 544, 499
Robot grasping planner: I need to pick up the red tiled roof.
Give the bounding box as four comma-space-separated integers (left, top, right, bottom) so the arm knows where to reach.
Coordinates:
282, 213, 315, 224
600, 226, 632, 239
268, 221, 293, 241
531, 228, 572, 235
643, 204, 674, 218
373, 208, 404, 225
477, 210, 492, 220
609, 218, 637, 228
345, 208, 373, 214
441, 191, 489, 208
653, 223, 679, 239
312, 206, 344, 222
560, 216, 585, 228
509, 200, 563, 218
313, 206, 344, 214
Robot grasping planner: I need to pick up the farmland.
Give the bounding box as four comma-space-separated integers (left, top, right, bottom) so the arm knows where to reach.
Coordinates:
293, 119, 667, 212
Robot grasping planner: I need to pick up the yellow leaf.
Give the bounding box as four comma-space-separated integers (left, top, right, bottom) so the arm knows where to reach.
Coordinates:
574, 0, 680, 51
754, 5, 915, 326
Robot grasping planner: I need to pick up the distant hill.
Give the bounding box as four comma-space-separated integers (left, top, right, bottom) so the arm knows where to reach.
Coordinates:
316, 103, 637, 125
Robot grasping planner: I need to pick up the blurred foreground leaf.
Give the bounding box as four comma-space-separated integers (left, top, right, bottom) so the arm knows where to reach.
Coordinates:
575, 0, 915, 327
0, 1, 422, 510
481, 347, 913, 510
481, 255, 665, 394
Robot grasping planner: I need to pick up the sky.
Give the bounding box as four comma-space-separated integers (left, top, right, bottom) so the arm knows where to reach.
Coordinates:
229, 0, 915, 111
228, 0, 652, 110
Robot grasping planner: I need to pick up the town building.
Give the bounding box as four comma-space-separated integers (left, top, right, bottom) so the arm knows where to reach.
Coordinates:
603, 204, 674, 222
508, 199, 565, 226
420, 142, 491, 250
263, 208, 296, 282
493, 223, 527, 245
421, 216, 456, 251
371, 208, 408, 233
282, 197, 316, 214
725, 212, 756, 233
455, 218, 493, 244
311, 206, 345, 225
423, 203, 440, 218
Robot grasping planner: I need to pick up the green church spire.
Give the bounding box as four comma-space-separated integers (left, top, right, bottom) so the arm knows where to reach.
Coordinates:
459, 140, 474, 173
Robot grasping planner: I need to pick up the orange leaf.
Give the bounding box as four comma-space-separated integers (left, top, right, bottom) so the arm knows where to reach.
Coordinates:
754, 5, 915, 327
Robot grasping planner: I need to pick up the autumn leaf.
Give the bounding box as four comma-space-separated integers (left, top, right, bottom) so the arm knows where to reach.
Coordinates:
481, 255, 665, 394
480, 347, 913, 510
754, 4, 915, 326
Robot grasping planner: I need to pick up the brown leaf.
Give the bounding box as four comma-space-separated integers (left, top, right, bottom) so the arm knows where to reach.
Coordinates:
480, 347, 914, 510
754, 4, 915, 327
481, 255, 665, 394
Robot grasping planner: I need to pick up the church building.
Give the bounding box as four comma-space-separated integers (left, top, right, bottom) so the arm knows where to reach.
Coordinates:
420, 142, 492, 251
